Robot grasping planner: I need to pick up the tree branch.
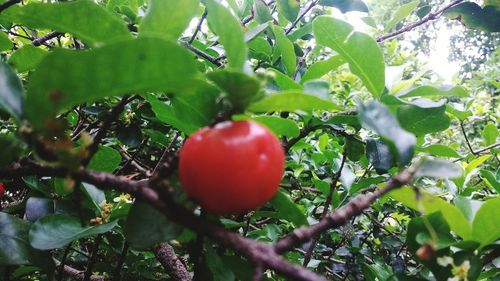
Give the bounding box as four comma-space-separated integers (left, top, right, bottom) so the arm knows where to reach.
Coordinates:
376, 0, 465, 43
0, 0, 20, 13
286, 0, 318, 35
54, 260, 104, 281
154, 243, 192, 281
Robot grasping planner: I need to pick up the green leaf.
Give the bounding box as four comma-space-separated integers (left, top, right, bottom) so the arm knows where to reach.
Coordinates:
249, 90, 342, 112
124, 202, 182, 250
269, 68, 302, 90
140, 0, 199, 39
345, 138, 364, 162
397, 85, 469, 98
446, 104, 472, 121
366, 138, 394, 174
115, 124, 143, 147
417, 5, 431, 18
482, 123, 498, 146
389, 187, 472, 239
254, 0, 274, 23
276, 0, 300, 22
480, 169, 500, 194
29, 214, 118, 250
300, 55, 345, 83
465, 155, 491, 174
417, 144, 461, 158
87, 146, 122, 173
385, 0, 420, 31
472, 197, 500, 247
205, 246, 236, 281
81, 183, 106, 212
25, 37, 201, 129
270, 189, 308, 226
8, 45, 47, 73
313, 16, 385, 96
252, 116, 300, 138
0, 32, 13, 51
359, 101, 416, 166
0, 134, 24, 168
206, 0, 247, 69
0, 61, 24, 120
207, 69, 261, 111
415, 159, 462, 179
271, 25, 296, 76
1, 0, 131, 47
318, 0, 369, 13
444, 2, 500, 32
0, 212, 52, 266
397, 104, 450, 136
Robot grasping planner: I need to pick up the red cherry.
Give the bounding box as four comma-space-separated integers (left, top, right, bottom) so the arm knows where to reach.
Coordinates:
179, 120, 285, 215
0, 182, 5, 198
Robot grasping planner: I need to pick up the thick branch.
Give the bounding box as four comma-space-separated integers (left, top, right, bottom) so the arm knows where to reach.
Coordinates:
154, 243, 192, 281
376, 0, 464, 42
0, 0, 20, 13
54, 260, 104, 281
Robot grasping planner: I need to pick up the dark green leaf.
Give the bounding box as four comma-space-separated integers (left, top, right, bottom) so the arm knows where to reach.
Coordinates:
207, 69, 261, 111
8, 45, 47, 73
0, 61, 24, 120
25, 37, 201, 129
87, 146, 122, 173
29, 214, 118, 250
345, 138, 364, 162
25, 198, 54, 222
81, 183, 106, 212
124, 202, 182, 250
249, 90, 342, 112
359, 101, 416, 166
417, 5, 431, 18
313, 16, 385, 96
1, 0, 131, 47
140, 0, 199, 39
206, 0, 247, 69
270, 189, 308, 226
0, 134, 24, 168
366, 138, 394, 174
0, 31, 13, 51
444, 2, 500, 32
205, 246, 236, 281
397, 104, 450, 136
300, 55, 345, 83
115, 124, 143, 147
318, 0, 368, 13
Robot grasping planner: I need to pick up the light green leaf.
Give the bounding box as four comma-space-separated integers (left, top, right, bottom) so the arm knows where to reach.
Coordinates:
389, 187, 472, 240
397, 104, 450, 136
249, 90, 342, 112
397, 85, 469, 98
417, 144, 461, 158
88, 146, 122, 173
207, 69, 261, 111
480, 169, 500, 194
386, 0, 420, 31
8, 45, 47, 73
313, 16, 385, 96
465, 155, 491, 174
276, 0, 300, 22
25, 37, 201, 129
270, 189, 308, 226
254, 0, 273, 23
269, 68, 302, 90
472, 197, 500, 247
206, 0, 247, 69
0, 61, 24, 120
29, 214, 118, 250
140, 0, 199, 39
300, 55, 345, 83
271, 25, 296, 76
253, 116, 300, 138
1, 0, 131, 47
359, 101, 415, 166
482, 123, 498, 146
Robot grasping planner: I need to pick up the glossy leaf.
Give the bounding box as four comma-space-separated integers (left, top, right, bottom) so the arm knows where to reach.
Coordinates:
313, 16, 385, 96
29, 214, 118, 250
253, 116, 300, 138
8, 45, 47, 73
206, 0, 247, 69
385, 0, 420, 31
276, 0, 300, 22
270, 189, 308, 226
300, 55, 345, 83
140, 0, 199, 39
25, 38, 201, 128
115, 124, 143, 147
124, 202, 182, 250
472, 197, 500, 247
444, 2, 500, 32
397, 104, 451, 136
359, 101, 416, 166
1, 0, 131, 47
249, 90, 342, 112
397, 85, 469, 98
271, 25, 296, 76
207, 69, 261, 111
318, 0, 368, 13
88, 146, 122, 173
0, 61, 24, 120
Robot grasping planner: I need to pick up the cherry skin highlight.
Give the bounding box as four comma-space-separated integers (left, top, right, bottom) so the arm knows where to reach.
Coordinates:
178, 120, 285, 215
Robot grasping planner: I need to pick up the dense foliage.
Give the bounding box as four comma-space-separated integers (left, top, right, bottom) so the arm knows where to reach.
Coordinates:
0, 0, 498, 280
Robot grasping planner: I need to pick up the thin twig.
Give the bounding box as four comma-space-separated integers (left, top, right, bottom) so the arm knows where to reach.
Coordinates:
189, 10, 207, 44
32, 31, 63, 47
0, 0, 20, 13
460, 121, 477, 156
83, 234, 103, 281
286, 0, 318, 35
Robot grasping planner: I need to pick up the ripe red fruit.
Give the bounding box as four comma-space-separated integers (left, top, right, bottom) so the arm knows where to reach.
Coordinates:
0, 182, 5, 198
179, 120, 285, 215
